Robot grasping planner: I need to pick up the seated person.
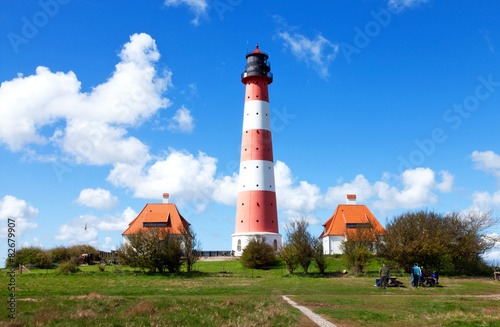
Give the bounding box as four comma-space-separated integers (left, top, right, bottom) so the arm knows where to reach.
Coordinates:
432, 271, 439, 284
375, 278, 381, 287
419, 270, 426, 284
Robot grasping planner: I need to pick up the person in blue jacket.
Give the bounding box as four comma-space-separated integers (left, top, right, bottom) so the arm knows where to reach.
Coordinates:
411, 264, 421, 288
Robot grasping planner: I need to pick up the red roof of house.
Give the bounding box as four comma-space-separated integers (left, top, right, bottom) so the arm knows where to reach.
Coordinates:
320, 204, 386, 239
122, 203, 190, 235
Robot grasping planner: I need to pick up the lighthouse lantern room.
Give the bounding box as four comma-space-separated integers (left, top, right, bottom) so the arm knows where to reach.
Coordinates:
232, 45, 282, 256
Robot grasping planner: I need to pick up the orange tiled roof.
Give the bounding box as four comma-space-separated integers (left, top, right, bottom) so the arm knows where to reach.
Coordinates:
122, 203, 190, 235
321, 204, 386, 239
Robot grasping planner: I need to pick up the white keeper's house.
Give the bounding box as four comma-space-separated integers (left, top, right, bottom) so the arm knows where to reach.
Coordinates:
320, 194, 386, 255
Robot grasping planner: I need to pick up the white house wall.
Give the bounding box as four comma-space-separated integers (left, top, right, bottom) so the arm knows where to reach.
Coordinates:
321, 235, 346, 255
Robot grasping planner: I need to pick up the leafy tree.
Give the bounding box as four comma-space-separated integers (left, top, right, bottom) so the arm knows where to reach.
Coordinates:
241, 237, 276, 269
118, 228, 183, 273
378, 210, 499, 274
340, 224, 375, 273
312, 238, 328, 274
180, 224, 202, 272
278, 243, 300, 274
285, 219, 314, 274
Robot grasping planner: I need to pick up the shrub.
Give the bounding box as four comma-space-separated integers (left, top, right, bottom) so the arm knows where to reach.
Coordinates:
68, 244, 100, 261
312, 239, 328, 274
57, 262, 81, 274
49, 246, 71, 264
7, 247, 51, 268
278, 243, 299, 274
241, 237, 276, 269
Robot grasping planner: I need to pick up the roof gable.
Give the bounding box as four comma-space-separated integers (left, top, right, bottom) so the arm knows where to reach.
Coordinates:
321, 204, 386, 238
122, 203, 190, 235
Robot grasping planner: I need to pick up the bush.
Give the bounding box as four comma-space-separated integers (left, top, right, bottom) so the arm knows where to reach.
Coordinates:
57, 262, 81, 274
49, 246, 71, 264
7, 247, 51, 268
312, 239, 328, 274
68, 244, 100, 261
241, 237, 276, 269
278, 243, 299, 274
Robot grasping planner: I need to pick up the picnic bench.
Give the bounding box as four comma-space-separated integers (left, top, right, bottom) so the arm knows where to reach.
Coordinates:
387, 276, 403, 287
418, 276, 436, 287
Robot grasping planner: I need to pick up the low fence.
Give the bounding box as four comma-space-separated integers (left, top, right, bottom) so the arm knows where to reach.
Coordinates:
198, 251, 232, 257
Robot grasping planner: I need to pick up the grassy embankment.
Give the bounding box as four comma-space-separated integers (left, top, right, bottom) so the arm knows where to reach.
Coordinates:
1, 257, 499, 327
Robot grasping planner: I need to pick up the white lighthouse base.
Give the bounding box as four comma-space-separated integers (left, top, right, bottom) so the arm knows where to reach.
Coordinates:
231, 232, 282, 257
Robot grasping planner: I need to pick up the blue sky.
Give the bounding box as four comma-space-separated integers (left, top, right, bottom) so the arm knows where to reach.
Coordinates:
1, 0, 500, 263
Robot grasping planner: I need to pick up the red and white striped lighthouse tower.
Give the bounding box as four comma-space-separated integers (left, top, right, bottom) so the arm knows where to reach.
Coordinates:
232, 45, 281, 256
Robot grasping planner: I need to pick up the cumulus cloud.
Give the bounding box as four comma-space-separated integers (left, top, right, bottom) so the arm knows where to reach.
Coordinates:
470, 191, 500, 212
436, 170, 454, 193
164, 0, 209, 25
275, 161, 323, 222
322, 168, 452, 211
471, 150, 500, 178
75, 188, 120, 211
55, 207, 137, 243
0, 33, 171, 166
276, 19, 338, 78
168, 106, 195, 133
0, 195, 39, 238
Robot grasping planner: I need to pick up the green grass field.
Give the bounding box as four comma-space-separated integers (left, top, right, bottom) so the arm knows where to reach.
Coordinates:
1, 259, 499, 326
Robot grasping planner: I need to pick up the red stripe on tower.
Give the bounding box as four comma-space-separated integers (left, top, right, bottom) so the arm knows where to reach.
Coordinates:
232, 45, 282, 256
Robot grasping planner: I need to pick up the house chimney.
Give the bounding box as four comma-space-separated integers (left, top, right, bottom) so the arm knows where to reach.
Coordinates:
346, 194, 356, 205
163, 193, 169, 204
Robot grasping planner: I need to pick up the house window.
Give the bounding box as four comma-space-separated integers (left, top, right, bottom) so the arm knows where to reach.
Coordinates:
273, 239, 278, 250
143, 222, 167, 227
237, 239, 241, 252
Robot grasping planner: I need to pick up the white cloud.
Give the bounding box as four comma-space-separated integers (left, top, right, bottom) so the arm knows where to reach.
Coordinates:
471, 190, 500, 212
75, 188, 119, 211
168, 106, 195, 133
373, 168, 439, 210
97, 207, 137, 232
212, 174, 239, 206
275, 161, 323, 214
0, 195, 39, 238
55, 207, 137, 243
322, 168, 451, 211
0, 33, 171, 166
164, 0, 209, 25
471, 150, 500, 178
277, 26, 338, 78
436, 170, 454, 193
107, 149, 219, 205
388, 0, 429, 10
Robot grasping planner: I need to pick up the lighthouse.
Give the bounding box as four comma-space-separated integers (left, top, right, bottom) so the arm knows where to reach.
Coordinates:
232, 45, 282, 256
